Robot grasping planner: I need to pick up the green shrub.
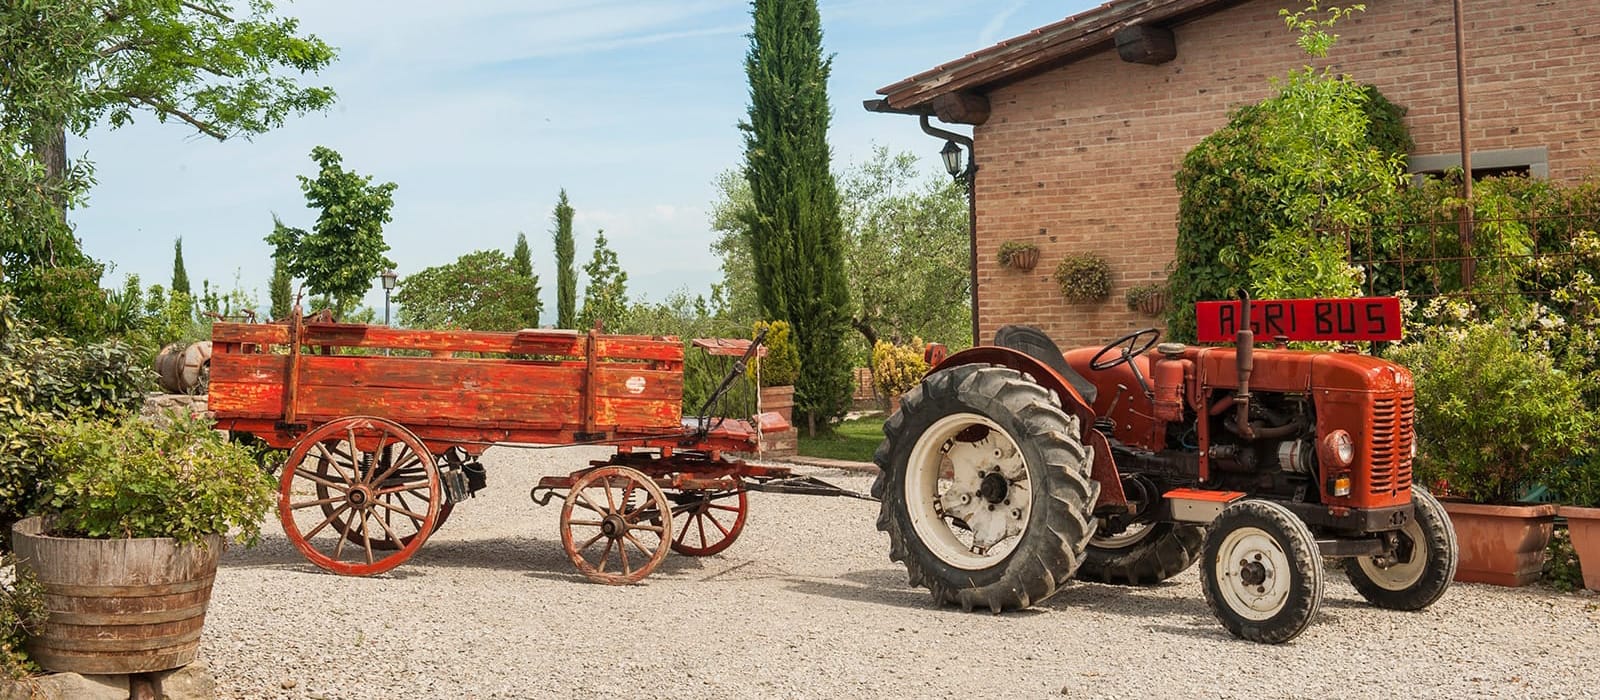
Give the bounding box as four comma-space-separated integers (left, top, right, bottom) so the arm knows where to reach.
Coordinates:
0, 555, 45, 679
1388, 310, 1593, 504
750, 320, 800, 387
42, 413, 276, 545
1053, 253, 1112, 303
871, 338, 928, 397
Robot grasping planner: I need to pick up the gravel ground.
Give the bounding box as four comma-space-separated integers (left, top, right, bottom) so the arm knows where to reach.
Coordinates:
204, 445, 1600, 700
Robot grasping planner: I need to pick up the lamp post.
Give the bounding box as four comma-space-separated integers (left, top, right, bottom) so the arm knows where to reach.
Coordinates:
380, 269, 397, 326
941, 140, 978, 347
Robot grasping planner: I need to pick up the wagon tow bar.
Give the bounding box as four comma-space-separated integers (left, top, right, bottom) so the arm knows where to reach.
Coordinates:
743, 475, 878, 502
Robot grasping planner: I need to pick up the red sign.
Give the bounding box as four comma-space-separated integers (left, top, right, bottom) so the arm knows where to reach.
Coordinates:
1195, 297, 1402, 343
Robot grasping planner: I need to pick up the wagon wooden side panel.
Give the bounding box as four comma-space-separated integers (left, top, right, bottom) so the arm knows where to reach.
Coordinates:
209, 321, 686, 449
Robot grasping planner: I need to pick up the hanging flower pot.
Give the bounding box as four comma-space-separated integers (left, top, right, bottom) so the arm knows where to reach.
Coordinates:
996, 241, 1040, 272
1125, 284, 1167, 316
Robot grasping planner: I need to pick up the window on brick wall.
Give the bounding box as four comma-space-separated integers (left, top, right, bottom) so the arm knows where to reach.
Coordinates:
1407, 146, 1548, 185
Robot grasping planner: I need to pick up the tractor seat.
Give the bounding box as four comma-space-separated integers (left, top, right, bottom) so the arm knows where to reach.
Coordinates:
993, 325, 1099, 405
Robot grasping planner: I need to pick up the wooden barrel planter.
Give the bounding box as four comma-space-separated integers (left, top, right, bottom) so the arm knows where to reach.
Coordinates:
11, 517, 221, 674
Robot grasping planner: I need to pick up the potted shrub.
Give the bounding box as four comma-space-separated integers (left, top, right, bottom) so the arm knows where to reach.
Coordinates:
1389, 317, 1589, 586
1550, 455, 1600, 591
872, 338, 929, 416
1125, 283, 1167, 316
750, 320, 800, 454
12, 413, 274, 674
1053, 253, 1112, 303
996, 241, 1040, 272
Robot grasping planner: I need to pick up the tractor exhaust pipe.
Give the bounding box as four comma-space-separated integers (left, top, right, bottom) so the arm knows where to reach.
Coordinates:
1235, 289, 1256, 440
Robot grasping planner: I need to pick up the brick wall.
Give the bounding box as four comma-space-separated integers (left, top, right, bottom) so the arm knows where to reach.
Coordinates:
972, 0, 1600, 348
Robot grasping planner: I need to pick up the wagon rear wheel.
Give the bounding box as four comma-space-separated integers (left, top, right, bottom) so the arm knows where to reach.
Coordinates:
279, 416, 442, 576
560, 467, 672, 584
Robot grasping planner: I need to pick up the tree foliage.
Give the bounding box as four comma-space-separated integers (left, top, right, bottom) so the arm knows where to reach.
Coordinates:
170, 238, 190, 296
0, 1, 105, 339
551, 189, 577, 329
268, 254, 291, 320
266, 146, 396, 317
741, 0, 852, 428
393, 250, 541, 331
1165, 3, 1407, 340
839, 148, 970, 352
579, 231, 628, 331
512, 232, 532, 278
35, 0, 336, 166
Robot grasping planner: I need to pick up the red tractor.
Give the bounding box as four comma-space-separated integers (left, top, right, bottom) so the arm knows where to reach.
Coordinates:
872, 295, 1457, 643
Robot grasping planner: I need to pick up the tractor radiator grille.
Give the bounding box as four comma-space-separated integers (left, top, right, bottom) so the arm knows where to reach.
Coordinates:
1368, 395, 1415, 495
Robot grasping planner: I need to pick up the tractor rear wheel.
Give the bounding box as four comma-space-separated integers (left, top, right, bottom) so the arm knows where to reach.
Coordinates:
1201, 499, 1324, 644
872, 364, 1098, 612
1343, 487, 1457, 610
1077, 521, 1205, 585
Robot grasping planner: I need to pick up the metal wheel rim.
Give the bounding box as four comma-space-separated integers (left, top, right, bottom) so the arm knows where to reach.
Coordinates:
1355, 515, 1428, 591
560, 467, 671, 584
904, 413, 1032, 571
1214, 526, 1293, 621
1092, 521, 1155, 549
278, 417, 441, 576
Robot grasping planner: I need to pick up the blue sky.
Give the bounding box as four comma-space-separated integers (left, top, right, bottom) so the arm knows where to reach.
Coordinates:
70, 0, 1096, 320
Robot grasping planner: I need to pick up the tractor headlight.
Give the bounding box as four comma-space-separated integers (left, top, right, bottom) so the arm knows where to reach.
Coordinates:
1322, 430, 1355, 468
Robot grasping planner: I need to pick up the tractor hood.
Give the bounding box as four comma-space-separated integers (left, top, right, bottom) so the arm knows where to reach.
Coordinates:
1187, 347, 1414, 395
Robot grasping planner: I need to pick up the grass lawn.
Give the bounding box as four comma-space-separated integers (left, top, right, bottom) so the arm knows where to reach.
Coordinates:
797, 414, 886, 463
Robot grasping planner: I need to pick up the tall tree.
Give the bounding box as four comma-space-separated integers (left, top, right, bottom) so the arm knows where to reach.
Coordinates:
170, 238, 190, 297
839, 148, 970, 351
579, 231, 628, 331
512, 233, 533, 277
268, 254, 292, 320
393, 250, 541, 331
0, 2, 107, 338
552, 189, 577, 329
266, 147, 396, 317
741, 0, 852, 431
29, 0, 337, 207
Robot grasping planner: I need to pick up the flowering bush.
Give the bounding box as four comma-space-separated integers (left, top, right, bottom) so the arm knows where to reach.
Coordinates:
1388, 301, 1593, 504
872, 338, 928, 397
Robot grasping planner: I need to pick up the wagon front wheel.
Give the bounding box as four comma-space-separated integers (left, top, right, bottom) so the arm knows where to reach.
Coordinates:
560, 467, 672, 584
279, 416, 442, 576
665, 486, 748, 557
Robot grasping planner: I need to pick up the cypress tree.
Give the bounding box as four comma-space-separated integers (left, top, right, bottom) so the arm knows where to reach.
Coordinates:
552, 189, 577, 329
269, 254, 292, 320
171, 238, 190, 297
741, 0, 851, 433
512, 232, 533, 278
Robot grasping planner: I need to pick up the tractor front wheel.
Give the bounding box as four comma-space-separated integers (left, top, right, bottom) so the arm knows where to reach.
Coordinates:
872, 364, 1098, 612
1343, 487, 1457, 610
1201, 499, 1324, 644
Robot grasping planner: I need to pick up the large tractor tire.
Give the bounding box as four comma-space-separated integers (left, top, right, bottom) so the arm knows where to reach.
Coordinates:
1077, 522, 1206, 585
1342, 486, 1457, 610
872, 364, 1098, 612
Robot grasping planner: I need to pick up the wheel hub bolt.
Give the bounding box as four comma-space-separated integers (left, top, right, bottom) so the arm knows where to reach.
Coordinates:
1010, 508, 1022, 520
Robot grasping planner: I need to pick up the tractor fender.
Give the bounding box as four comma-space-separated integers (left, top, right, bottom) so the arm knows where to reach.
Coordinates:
929, 347, 1128, 511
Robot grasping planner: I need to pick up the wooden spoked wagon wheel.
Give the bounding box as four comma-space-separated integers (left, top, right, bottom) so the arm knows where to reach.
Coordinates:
664, 486, 748, 557
318, 444, 456, 552
559, 467, 672, 585
278, 416, 442, 576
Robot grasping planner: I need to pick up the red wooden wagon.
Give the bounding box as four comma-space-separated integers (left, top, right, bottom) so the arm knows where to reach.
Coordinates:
208, 312, 861, 583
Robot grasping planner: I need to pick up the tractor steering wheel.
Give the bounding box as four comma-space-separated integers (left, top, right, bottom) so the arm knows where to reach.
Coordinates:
1089, 328, 1162, 371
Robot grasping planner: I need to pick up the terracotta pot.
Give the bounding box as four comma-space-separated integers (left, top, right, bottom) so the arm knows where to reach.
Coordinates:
1559, 505, 1600, 591
1006, 247, 1040, 272
1439, 501, 1557, 586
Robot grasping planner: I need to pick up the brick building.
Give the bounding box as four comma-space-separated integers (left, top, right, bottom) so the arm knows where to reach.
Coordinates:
866, 0, 1600, 347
